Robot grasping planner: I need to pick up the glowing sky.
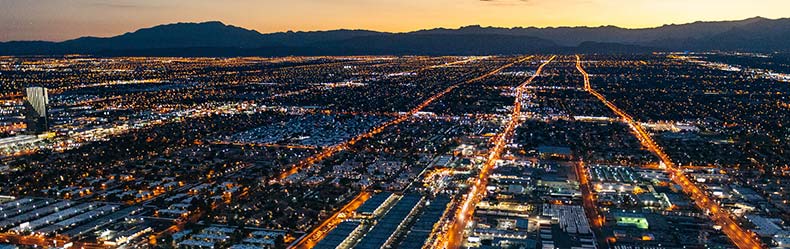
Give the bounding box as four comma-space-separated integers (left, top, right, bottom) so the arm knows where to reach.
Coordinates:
0, 0, 787, 41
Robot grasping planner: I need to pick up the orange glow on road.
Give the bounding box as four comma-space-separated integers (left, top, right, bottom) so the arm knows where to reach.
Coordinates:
291, 191, 371, 249
575, 55, 762, 249
576, 161, 604, 227
277, 56, 534, 182
435, 56, 556, 249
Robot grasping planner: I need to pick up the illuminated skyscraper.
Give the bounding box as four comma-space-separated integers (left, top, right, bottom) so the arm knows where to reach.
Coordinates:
24, 86, 49, 134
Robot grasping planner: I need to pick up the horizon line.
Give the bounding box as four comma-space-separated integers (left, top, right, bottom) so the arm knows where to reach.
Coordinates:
1, 15, 784, 43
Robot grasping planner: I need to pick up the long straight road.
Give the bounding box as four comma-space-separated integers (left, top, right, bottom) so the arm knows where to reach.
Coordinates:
290, 191, 371, 249
277, 56, 535, 181
433, 56, 556, 249
575, 55, 762, 249
575, 161, 604, 227
287, 56, 534, 249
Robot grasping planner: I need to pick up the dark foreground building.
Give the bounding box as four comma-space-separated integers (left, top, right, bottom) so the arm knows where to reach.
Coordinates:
24, 86, 49, 134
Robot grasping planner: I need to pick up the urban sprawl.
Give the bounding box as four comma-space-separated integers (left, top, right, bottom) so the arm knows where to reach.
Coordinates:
0, 53, 788, 249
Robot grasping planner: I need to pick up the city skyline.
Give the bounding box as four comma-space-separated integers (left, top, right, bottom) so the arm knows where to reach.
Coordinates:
1, 0, 789, 41
0, 1, 788, 248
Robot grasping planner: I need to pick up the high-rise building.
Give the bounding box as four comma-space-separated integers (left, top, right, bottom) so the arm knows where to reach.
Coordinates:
24, 86, 49, 134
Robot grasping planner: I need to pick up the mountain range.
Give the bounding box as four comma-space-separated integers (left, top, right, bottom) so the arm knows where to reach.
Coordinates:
1, 17, 789, 56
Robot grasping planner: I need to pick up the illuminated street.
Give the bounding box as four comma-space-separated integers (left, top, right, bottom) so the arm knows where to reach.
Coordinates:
0, 52, 788, 249
576, 55, 763, 249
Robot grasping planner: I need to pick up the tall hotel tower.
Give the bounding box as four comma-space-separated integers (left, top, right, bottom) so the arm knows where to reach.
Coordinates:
24, 86, 49, 134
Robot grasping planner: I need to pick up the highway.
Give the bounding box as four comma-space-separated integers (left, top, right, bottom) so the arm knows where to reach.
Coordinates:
433, 56, 556, 249
276, 56, 535, 182
575, 161, 604, 228
575, 55, 763, 249
290, 191, 371, 249
286, 56, 535, 249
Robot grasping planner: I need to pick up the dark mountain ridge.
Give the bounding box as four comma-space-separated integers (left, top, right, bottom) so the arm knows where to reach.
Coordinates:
412, 17, 772, 46
1, 17, 788, 56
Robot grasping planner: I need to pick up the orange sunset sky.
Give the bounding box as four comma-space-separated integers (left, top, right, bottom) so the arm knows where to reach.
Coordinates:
1, 0, 788, 41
